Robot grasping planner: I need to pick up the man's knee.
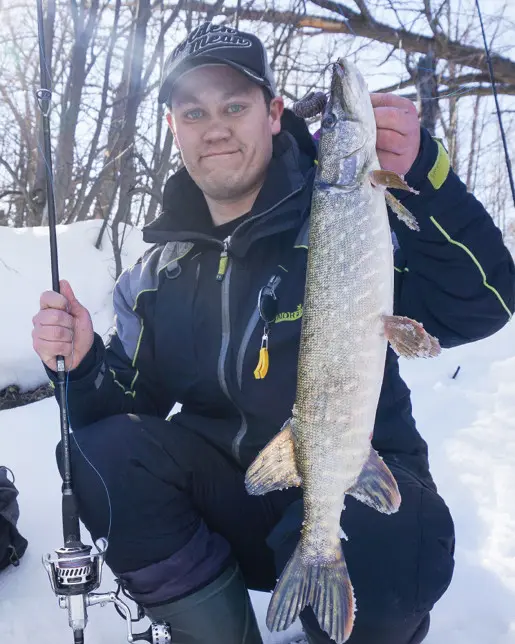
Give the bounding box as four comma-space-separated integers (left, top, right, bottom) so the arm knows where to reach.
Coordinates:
51, 414, 206, 572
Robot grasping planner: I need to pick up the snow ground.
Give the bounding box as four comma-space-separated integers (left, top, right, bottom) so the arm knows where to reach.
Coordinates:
1, 221, 515, 643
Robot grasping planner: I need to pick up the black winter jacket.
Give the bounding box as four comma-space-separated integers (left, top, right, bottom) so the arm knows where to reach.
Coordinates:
46, 113, 515, 489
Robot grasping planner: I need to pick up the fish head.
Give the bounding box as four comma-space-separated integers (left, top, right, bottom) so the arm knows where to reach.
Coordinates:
317, 58, 377, 190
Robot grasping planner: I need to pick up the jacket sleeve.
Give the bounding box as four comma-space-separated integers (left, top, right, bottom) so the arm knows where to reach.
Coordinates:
45, 250, 173, 429
391, 127, 515, 348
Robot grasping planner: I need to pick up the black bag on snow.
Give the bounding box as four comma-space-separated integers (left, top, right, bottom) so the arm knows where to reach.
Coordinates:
0, 466, 28, 571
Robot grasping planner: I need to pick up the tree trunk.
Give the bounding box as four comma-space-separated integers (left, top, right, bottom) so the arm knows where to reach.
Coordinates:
70, 0, 122, 223
415, 50, 438, 136
110, 0, 152, 277
54, 0, 100, 221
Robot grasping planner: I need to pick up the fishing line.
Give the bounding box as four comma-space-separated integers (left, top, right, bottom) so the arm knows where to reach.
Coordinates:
65, 345, 113, 545
474, 0, 515, 207
418, 85, 481, 101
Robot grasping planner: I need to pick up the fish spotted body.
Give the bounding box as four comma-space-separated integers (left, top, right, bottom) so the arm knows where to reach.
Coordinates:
245, 58, 440, 643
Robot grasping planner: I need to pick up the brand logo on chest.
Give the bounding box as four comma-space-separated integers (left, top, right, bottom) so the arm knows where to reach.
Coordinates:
275, 303, 303, 323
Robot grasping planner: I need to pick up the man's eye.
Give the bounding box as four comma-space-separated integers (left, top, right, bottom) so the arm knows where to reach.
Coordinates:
184, 108, 204, 121
227, 104, 245, 114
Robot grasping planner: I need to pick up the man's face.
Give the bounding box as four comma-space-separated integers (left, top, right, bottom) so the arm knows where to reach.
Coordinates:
168, 65, 284, 203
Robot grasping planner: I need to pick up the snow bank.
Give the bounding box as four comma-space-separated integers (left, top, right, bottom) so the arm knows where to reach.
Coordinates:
0, 222, 147, 392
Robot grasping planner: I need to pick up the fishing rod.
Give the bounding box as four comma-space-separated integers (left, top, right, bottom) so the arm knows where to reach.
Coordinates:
35, 1, 170, 642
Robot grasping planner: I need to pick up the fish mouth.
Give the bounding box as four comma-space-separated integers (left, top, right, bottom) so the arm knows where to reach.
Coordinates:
329, 58, 368, 124
329, 61, 349, 112
334, 59, 347, 74
332, 59, 349, 84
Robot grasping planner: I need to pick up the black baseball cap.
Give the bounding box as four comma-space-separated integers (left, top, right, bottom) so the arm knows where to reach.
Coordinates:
158, 22, 277, 105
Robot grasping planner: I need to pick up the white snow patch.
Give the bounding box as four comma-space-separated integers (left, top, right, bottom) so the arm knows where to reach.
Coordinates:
0, 223, 514, 643
0, 221, 147, 392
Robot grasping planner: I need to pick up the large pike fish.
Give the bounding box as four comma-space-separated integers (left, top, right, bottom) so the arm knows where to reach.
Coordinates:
245, 59, 441, 643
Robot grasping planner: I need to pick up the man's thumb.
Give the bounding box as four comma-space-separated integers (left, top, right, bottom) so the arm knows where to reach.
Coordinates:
59, 279, 85, 316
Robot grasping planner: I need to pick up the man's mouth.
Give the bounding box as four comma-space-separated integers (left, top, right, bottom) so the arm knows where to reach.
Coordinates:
201, 150, 240, 159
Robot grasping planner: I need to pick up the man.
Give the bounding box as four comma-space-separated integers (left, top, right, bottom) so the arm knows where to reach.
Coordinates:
32, 22, 515, 644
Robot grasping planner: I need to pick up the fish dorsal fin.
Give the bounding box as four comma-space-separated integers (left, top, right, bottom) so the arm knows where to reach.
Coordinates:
245, 420, 302, 495
347, 448, 401, 514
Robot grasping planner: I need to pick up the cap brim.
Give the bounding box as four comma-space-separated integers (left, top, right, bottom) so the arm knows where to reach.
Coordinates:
158, 55, 271, 104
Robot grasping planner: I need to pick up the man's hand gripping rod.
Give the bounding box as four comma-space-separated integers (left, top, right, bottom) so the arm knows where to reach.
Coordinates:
35, 2, 171, 642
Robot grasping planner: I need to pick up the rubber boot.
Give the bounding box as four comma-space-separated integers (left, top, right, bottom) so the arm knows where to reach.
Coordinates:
144, 560, 264, 644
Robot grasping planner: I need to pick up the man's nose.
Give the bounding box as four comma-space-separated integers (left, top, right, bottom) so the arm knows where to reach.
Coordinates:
202, 119, 231, 144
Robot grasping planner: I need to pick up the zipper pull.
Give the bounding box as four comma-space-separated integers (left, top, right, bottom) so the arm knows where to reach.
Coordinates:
216, 237, 230, 282
254, 326, 270, 379
253, 275, 281, 380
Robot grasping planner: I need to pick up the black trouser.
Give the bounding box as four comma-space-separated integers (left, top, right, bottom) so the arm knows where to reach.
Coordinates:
57, 413, 455, 643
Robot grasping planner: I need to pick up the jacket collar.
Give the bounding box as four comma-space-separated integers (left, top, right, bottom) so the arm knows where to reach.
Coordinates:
142, 109, 316, 256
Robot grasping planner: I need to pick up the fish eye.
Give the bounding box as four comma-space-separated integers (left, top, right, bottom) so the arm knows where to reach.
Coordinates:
322, 112, 337, 130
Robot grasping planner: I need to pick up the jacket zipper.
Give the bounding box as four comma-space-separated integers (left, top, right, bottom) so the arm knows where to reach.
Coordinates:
216, 238, 229, 281
216, 249, 249, 465
192, 258, 201, 367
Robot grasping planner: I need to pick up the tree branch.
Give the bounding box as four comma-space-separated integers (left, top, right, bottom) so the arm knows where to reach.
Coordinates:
352, 0, 373, 23
0, 158, 37, 221
159, 0, 515, 85
375, 72, 493, 95
401, 84, 515, 100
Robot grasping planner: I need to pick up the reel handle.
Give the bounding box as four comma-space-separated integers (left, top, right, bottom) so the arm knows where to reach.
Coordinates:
132, 623, 172, 643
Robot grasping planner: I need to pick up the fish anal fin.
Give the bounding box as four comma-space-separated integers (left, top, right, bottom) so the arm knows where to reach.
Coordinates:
267, 543, 356, 643
383, 314, 441, 359
245, 420, 301, 496
369, 169, 419, 194
384, 191, 420, 231
347, 448, 401, 514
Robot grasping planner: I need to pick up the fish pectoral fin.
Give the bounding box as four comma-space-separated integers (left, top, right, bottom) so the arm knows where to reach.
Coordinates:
384, 191, 420, 231
383, 314, 441, 359
369, 170, 419, 193
244, 420, 301, 496
347, 447, 401, 514
267, 543, 356, 643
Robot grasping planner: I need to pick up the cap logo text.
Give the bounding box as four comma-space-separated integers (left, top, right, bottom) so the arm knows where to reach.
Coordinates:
173, 24, 252, 61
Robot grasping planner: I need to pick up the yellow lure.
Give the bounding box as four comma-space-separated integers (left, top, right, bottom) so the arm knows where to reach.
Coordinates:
254, 346, 269, 379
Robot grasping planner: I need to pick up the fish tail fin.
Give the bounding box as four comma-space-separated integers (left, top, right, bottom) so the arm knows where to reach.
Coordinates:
267, 544, 356, 644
